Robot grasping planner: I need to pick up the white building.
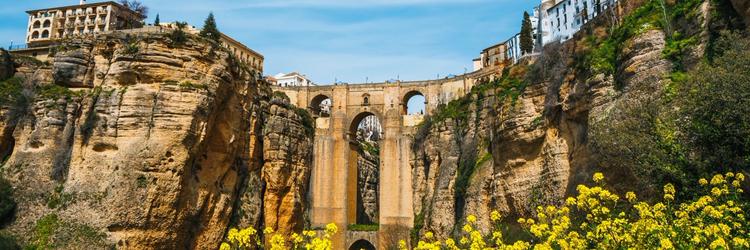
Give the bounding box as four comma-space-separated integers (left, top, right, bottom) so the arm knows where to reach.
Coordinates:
544, 0, 618, 43
273, 72, 315, 87
25, 0, 145, 47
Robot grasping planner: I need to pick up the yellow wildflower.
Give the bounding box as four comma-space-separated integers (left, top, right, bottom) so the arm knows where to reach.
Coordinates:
490, 211, 502, 221
593, 172, 604, 183
467, 214, 477, 223
625, 192, 637, 203
699, 178, 708, 186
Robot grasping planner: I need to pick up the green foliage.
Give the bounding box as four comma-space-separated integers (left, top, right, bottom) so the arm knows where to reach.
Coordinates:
359, 140, 379, 156
0, 232, 21, 250
0, 176, 16, 223
136, 175, 147, 188
0, 77, 24, 106
46, 184, 73, 209
294, 107, 315, 137
37, 84, 81, 101
583, 0, 663, 78
178, 81, 207, 91
347, 224, 379, 232
199, 12, 221, 42
410, 211, 425, 245
272, 91, 290, 102
678, 31, 750, 174
29, 214, 60, 250
154, 13, 160, 26
123, 41, 140, 55
520, 11, 534, 54
169, 22, 188, 46
26, 213, 106, 250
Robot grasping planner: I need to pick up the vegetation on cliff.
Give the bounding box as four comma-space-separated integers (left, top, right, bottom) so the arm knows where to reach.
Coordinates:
405, 172, 749, 249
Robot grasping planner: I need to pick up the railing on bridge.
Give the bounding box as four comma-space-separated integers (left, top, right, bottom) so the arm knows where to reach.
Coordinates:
6, 44, 28, 51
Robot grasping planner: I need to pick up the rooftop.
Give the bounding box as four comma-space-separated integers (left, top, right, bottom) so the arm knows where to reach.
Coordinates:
25, 1, 146, 19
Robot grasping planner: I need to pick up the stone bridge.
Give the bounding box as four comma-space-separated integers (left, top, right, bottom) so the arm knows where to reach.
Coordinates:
272, 70, 493, 249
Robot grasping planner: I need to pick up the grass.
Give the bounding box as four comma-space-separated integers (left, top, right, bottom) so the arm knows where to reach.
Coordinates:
0, 77, 24, 106
347, 224, 379, 232
26, 213, 106, 250
178, 81, 208, 91
46, 184, 74, 209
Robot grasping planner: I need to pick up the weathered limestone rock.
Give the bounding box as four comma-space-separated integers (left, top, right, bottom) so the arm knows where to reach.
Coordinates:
260, 102, 314, 235
730, 0, 750, 27
356, 149, 379, 224
410, 19, 673, 239
0, 32, 313, 249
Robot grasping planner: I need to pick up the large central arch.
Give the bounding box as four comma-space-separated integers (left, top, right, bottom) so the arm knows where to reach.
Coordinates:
272, 73, 485, 248
347, 112, 381, 225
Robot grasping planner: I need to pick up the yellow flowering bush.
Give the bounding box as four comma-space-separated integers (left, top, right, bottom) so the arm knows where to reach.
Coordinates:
404, 172, 749, 249
220, 223, 337, 250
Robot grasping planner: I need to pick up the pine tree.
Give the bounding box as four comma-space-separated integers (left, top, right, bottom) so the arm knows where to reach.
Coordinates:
200, 12, 221, 42
520, 11, 534, 55
154, 14, 160, 26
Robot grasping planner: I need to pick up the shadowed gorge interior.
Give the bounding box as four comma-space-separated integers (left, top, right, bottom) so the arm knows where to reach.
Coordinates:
348, 112, 382, 225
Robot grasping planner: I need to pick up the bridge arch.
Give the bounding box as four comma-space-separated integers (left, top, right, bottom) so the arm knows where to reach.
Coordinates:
347, 111, 382, 225
402, 90, 427, 115
309, 94, 332, 117
348, 239, 376, 250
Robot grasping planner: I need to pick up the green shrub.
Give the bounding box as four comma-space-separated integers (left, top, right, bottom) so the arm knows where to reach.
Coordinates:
347, 224, 379, 232
0, 177, 16, 223
0, 232, 20, 250
0, 77, 23, 106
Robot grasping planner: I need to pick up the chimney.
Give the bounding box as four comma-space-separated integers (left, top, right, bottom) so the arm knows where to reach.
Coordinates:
80, 0, 86, 5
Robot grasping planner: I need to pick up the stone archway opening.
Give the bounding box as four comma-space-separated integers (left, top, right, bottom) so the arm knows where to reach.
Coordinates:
309, 94, 332, 117
347, 112, 382, 226
403, 91, 426, 115
349, 239, 376, 250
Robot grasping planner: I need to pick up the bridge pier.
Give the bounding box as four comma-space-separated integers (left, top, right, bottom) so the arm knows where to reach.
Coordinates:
275, 74, 482, 249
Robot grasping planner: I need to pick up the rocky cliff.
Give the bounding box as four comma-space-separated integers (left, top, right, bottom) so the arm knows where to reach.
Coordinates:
0, 33, 313, 249
409, 0, 745, 239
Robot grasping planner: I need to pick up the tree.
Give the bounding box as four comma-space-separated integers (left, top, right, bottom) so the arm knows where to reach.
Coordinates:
200, 12, 221, 42
520, 11, 534, 55
118, 0, 148, 17
154, 13, 160, 26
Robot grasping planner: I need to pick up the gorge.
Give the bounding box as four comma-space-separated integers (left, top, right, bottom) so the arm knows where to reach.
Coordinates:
0, 0, 749, 249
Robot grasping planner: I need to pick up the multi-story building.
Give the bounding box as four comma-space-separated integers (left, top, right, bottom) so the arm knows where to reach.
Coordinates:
156, 22, 264, 73
273, 72, 315, 87
473, 8, 541, 69
477, 42, 507, 70
219, 33, 264, 73
25, 0, 145, 47
544, 0, 618, 43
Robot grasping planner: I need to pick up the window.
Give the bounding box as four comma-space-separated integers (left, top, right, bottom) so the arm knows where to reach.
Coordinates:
43, 20, 51, 28
31, 31, 39, 39
33, 21, 41, 29
41, 30, 49, 38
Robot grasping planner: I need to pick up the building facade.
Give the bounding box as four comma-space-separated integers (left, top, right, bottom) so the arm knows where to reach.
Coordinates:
273, 72, 316, 87
157, 22, 264, 73
25, 0, 145, 47
544, 0, 618, 43
219, 33, 264, 73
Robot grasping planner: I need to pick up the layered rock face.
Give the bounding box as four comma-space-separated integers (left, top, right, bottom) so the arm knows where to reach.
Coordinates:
258, 101, 314, 234
356, 150, 379, 224
0, 33, 313, 249
411, 16, 675, 240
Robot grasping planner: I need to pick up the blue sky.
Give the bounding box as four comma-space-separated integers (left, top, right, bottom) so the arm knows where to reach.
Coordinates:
0, 0, 537, 84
